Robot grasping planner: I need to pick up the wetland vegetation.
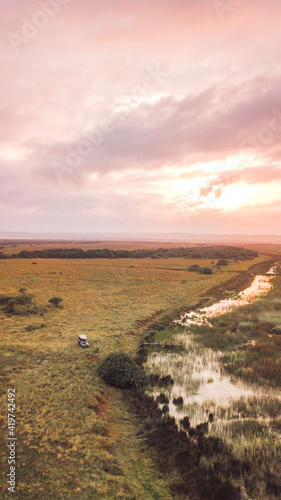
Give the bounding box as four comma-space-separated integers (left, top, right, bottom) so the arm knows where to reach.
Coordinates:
141, 266, 281, 499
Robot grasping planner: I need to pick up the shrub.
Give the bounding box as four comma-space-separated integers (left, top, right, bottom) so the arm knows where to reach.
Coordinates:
48, 297, 63, 307
0, 294, 42, 316
0, 294, 32, 306
180, 416, 190, 430
156, 393, 169, 404
187, 264, 201, 272
97, 352, 146, 389
201, 267, 213, 275
25, 323, 46, 332
173, 396, 183, 405
217, 259, 229, 266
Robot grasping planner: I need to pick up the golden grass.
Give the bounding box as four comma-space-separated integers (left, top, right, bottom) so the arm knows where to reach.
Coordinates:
0, 253, 266, 499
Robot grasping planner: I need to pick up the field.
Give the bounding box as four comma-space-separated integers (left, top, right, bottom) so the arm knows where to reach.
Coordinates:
0, 242, 276, 499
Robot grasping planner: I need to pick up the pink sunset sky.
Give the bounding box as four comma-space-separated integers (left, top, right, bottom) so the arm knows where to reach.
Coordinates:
1, 0, 281, 235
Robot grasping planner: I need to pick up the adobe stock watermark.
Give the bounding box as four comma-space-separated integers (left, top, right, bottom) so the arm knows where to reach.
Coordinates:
241, 108, 281, 153
8, 0, 71, 54
52, 119, 115, 184
52, 64, 168, 184
213, 0, 243, 21
125, 64, 168, 106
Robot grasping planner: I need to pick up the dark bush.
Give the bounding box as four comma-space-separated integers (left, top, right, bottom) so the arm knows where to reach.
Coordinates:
217, 259, 229, 266
158, 374, 174, 387
25, 323, 46, 332
187, 264, 202, 272
97, 352, 146, 389
188, 427, 197, 437
162, 404, 169, 414
0, 294, 42, 316
173, 396, 183, 405
180, 416, 190, 430
156, 393, 169, 404
48, 297, 63, 307
0, 294, 32, 306
201, 267, 213, 275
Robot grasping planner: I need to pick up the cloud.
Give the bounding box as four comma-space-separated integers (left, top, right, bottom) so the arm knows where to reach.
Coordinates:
21, 75, 281, 189
199, 165, 281, 199
1, 0, 281, 233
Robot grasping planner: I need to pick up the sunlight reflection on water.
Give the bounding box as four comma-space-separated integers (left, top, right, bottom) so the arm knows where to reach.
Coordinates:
177, 274, 273, 327
144, 269, 279, 427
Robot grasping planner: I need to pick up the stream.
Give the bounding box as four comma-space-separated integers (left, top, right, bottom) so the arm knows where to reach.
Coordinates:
144, 266, 280, 435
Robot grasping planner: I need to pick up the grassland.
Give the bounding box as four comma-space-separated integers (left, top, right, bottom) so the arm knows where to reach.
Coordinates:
0, 245, 272, 499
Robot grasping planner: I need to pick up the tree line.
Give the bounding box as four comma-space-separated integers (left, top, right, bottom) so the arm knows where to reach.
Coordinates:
0, 245, 258, 260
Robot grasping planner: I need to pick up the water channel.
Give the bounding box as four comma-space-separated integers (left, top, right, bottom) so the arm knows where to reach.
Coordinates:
144, 267, 280, 436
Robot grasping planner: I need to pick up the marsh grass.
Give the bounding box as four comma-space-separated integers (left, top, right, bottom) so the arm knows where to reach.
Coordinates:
142, 268, 281, 499
191, 277, 281, 388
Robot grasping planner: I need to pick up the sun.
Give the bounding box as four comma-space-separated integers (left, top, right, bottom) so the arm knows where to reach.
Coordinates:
211, 184, 249, 211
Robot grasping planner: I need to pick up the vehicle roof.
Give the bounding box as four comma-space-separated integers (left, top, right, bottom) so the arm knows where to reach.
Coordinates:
78, 335, 88, 340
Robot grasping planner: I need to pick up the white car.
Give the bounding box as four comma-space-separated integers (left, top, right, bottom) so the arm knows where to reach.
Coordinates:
78, 335, 89, 348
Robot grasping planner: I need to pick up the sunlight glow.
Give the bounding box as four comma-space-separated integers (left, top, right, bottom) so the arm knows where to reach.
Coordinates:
211, 184, 249, 210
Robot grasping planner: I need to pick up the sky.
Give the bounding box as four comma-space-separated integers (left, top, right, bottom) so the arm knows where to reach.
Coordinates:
1, 0, 281, 235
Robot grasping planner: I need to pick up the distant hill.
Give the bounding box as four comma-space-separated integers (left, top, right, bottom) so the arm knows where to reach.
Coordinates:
0, 231, 281, 243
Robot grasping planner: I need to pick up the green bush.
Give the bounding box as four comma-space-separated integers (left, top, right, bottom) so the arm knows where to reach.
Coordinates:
48, 297, 63, 307
0, 294, 32, 306
187, 264, 201, 272
201, 267, 213, 275
0, 294, 43, 316
25, 323, 46, 332
97, 352, 146, 388
217, 259, 229, 266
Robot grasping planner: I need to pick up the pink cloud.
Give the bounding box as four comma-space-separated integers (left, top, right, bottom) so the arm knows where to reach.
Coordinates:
1, 0, 281, 234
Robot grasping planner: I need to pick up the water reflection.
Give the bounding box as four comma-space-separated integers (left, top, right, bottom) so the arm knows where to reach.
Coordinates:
144, 270, 279, 429
177, 274, 272, 327
145, 341, 256, 426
